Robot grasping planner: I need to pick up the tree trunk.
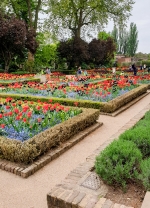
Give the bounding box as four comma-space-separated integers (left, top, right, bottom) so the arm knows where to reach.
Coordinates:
28, 51, 34, 61
4, 65, 9, 73
4, 56, 11, 73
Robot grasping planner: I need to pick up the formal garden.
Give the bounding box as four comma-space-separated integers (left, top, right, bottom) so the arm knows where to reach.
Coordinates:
1, 0, 150, 207
0, 68, 150, 166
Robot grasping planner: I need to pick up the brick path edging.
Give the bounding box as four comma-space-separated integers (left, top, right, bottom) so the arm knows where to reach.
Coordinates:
47, 104, 150, 208
0, 122, 102, 178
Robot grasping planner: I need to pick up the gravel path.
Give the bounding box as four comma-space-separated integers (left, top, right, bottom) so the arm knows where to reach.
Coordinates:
0, 93, 150, 208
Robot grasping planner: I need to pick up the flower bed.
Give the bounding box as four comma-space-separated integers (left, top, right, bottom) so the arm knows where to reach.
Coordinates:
0, 97, 100, 164
0, 77, 140, 102
0, 97, 82, 141
0, 84, 148, 113
0, 73, 35, 80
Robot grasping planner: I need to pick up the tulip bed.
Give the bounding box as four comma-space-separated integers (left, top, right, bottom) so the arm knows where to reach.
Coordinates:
0, 97, 82, 141
0, 98, 100, 164
0, 76, 139, 102
0, 73, 34, 81
0, 70, 150, 165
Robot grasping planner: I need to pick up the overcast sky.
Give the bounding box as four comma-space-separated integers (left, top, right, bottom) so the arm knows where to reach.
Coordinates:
105, 0, 150, 54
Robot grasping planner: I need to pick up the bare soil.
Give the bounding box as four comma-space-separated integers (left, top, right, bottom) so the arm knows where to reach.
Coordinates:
105, 182, 146, 208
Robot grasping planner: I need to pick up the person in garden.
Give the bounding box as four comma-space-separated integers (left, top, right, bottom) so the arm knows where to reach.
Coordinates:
143, 64, 146, 70
45, 67, 51, 81
132, 63, 137, 76
78, 66, 82, 75
83, 69, 88, 76
76, 66, 82, 81
46, 67, 51, 74
41, 68, 44, 74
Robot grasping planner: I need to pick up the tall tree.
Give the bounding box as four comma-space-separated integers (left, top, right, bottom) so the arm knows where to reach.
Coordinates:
0, 13, 38, 72
127, 22, 139, 57
47, 0, 134, 39
111, 25, 129, 55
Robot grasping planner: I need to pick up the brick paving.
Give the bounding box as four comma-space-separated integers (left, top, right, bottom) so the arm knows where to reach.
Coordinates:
1, 94, 150, 208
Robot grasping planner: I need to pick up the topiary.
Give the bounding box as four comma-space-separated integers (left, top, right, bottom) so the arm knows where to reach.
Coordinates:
95, 139, 142, 190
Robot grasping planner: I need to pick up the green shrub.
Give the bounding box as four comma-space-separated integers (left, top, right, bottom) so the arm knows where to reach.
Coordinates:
142, 60, 150, 67
95, 139, 142, 190
121, 62, 132, 67
0, 69, 4, 73
119, 126, 150, 158
138, 158, 150, 190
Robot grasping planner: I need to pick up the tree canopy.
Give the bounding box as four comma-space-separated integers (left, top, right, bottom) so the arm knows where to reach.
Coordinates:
57, 37, 89, 69
2, 0, 46, 30
47, 0, 134, 39
57, 36, 116, 69
89, 38, 116, 65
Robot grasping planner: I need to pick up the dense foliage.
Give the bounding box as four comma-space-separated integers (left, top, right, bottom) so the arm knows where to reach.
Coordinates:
47, 0, 134, 40
57, 37, 89, 69
95, 110, 150, 191
95, 139, 142, 190
89, 38, 116, 66
57, 37, 116, 69
111, 22, 139, 56
0, 13, 38, 72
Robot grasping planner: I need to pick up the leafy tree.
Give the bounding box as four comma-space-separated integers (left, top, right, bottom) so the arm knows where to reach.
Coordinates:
111, 25, 118, 49
111, 23, 138, 56
111, 25, 129, 55
47, 0, 134, 39
98, 31, 112, 41
57, 37, 89, 69
89, 38, 116, 66
35, 43, 57, 68
34, 32, 58, 68
0, 13, 38, 72
127, 22, 139, 57
4, 0, 47, 62
5, 0, 46, 30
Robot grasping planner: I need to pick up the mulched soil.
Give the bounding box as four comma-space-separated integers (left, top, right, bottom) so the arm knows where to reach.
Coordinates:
105, 182, 146, 208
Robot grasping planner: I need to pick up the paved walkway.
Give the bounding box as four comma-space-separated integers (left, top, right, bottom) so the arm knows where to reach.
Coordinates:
1, 94, 150, 208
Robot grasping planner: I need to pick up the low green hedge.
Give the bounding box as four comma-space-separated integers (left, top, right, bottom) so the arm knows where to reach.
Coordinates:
101, 84, 148, 113
0, 108, 100, 164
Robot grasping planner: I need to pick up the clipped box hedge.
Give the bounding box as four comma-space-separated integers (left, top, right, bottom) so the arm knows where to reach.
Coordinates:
0, 108, 100, 164
0, 84, 148, 113
101, 84, 148, 113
